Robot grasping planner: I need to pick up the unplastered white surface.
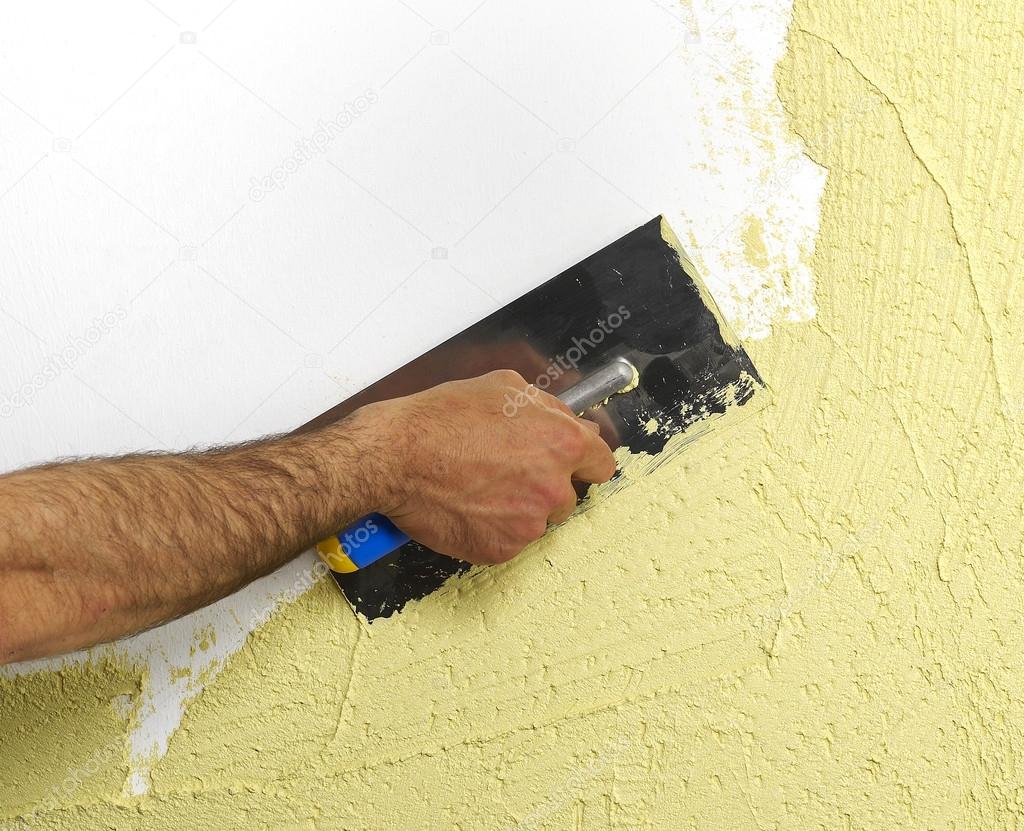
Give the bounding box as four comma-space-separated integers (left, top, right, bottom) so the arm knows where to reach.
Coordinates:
0, 0, 824, 794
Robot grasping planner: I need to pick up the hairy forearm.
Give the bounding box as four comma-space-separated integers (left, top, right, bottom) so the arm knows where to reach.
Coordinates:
0, 417, 382, 664
0, 370, 618, 664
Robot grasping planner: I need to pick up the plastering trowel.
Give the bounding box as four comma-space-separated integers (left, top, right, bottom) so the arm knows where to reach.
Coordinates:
302, 217, 763, 619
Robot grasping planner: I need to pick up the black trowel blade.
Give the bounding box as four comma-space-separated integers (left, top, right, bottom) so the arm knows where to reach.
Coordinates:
300, 216, 763, 620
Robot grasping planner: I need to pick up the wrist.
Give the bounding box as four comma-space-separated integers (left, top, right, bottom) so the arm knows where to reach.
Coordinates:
317, 402, 407, 521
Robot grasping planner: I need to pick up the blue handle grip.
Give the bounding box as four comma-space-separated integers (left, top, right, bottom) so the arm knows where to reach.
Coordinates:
331, 513, 410, 569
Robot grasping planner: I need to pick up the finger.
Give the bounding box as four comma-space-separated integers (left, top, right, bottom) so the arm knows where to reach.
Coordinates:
528, 389, 615, 481
581, 408, 620, 446
572, 427, 617, 484
533, 391, 611, 444
547, 482, 580, 525
532, 388, 579, 419
489, 368, 530, 393
530, 390, 606, 445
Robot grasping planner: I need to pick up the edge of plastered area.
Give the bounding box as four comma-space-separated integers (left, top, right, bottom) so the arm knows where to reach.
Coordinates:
386, 380, 771, 625
1, 0, 823, 800
660, 216, 742, 350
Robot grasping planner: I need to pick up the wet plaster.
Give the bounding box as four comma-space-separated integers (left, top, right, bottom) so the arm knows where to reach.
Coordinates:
3, 0, 1024, 827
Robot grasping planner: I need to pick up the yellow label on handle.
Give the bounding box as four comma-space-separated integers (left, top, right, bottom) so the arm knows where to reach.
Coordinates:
316, 536, 358, 573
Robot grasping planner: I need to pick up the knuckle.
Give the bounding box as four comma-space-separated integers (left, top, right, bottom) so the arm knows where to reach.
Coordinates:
536, 389, 569, 413
550, 495, 574, 519
490, 368, 525, 387
603, 455, 618, 480
535, 481, 564, 508
562, 484, 581, 508
555, 427, 585, 459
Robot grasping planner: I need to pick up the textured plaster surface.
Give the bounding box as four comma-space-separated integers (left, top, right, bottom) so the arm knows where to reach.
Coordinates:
0, 0, 821, 786
4, 0, 1024, 828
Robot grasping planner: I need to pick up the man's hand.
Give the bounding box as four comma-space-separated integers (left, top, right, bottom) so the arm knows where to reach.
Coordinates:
352, 370, 617, 564
0, 370, 616, 664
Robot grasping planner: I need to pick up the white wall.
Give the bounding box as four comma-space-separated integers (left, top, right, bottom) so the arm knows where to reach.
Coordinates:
0, 0, 823, 794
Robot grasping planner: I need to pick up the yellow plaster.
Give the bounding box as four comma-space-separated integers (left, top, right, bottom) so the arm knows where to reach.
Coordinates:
741, 215, 770, 269
3, 0, 1024, 827
0, 658, 144, 820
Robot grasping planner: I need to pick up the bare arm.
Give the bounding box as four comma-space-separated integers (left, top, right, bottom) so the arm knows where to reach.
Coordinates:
0, 371, 616, 664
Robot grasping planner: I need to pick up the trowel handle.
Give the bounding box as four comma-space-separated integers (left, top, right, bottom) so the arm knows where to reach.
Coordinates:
316, 514, 410, 573
557, 357, 638, 415
316, 358, 638, 573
